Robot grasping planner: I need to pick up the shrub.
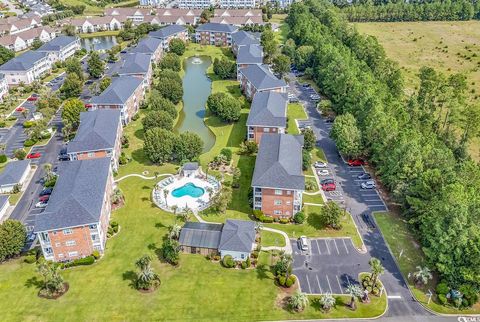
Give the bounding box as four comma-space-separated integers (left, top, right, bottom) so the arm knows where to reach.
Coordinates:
253, 209, 264, 221
0, 154, 7, 163
279, 218, 290, 224
23, 121, 35, 128
251, 251, 259, 259
241, 261, 247, 269
261, 216, 274, 223
213, 255, 221, 261
0, 121, 5, 127
205, 254, 211, 260
92, 250, 100, 260
459, 284, 479, 307
278, 275, 286, 286
293, 212, 305, 224
246, 257, 251, 268
285, 275, 296, 288
220, 148, 232, 161
436, 282, 449, 295
24, 255, 36, 264
438, 294, 448, 305
74, 256, 95, 266
41, 132, 51, 140
131, 114, 139, 121
222, 255, 235, 268
23, 139, 36, 147
14, 149, 26, 160
44, 177, 57, 188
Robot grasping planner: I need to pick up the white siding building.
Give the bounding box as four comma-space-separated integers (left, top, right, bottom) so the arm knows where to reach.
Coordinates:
0, 51, 52, 85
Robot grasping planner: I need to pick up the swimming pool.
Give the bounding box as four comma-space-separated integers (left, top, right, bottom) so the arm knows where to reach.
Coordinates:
172, 183, 205, 198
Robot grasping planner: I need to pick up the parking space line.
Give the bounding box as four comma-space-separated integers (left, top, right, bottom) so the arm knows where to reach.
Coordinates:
324, 239, 330, 255
365, 199, 381, 202
325, 275, 333, 294
346, 275, 351, 286
333, 239, 340, 255
342, 238, 349, 254
306, 274, 313, 293
336, 275, 343, 294
315, 239, 321, 255
316, 274, 323, 293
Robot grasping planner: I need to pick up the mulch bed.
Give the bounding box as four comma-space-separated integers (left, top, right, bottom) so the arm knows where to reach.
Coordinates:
138, 286, 159, 294
38, 283, 69, 300
111, 199, 125, 211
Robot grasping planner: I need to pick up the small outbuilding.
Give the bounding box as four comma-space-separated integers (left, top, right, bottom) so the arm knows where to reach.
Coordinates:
0, 160, 31, 193
179, 222, 222, 257
181, 162, 200, 178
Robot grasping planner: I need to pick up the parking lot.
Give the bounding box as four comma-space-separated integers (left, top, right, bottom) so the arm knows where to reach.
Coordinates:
292, 237, 369, 295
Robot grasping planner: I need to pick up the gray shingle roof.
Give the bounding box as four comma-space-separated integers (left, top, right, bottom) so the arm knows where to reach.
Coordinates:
218, 219, 255, 253
237, 44, 263, 65
252, 134, 305, 190
34, 158, 111, 232
67, 110, 121, 154
239, 64, 287, 91
196, 23, 238, 33
130, 37, 163, 54
246, 91, 287, 128
118, 53, 151, 75
182, 162, 199, 171
0, 160, 30, 186
37, 35, 78, 52
0, 50, 48, 71
0, 195, 9, 209
149, 25, 187, 39
179, 222, 222, 249
231, 30, 260, 47
91, 76, 143, 105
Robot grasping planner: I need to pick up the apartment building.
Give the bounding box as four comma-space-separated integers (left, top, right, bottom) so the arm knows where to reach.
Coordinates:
237, 64, 287, 99
179, 0, 213, 9
67, 110, 122, 171
0, 16, 41, 36
246, 91, 287, 144
0, 74, 8, 101
90, 76, 145, 125
236, 44, 263, 69
104, 8, 151, 23
195, 23, 238, 47
214, 9, 262, 17
231, 30, 260, 55
0, 26, 56, 52
69, 16, 125, 33
210, 16, 263, 26
252, 133, 304, 218
37, 35, 81, 63
117, 53, 153, 86
35, 158, 114, 262
0, 160, 31, 193
130, 37, 164, 62
0, 50, 52, 85
149, 25, 188, 51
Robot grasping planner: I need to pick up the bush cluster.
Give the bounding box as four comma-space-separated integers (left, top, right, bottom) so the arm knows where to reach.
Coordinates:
61, 255, 95, 269
222, 255, 235, 268
206, 92, 242, 122
253, 210, 274, 223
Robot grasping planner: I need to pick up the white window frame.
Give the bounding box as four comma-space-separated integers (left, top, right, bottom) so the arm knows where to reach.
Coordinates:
63, 228, 73, 235
274, 200, 282, 206
68, 251, 78, 257
273, 210, 282, 215
65, 240, 76, 247
274, 190, 282, 195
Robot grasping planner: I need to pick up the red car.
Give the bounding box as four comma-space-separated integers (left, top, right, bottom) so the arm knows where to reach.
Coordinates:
39, 195, 50, 202
26, 96, 38, 102
321, 182, 336, 191
348, 159, 365, 167
26, 152, 41, 159
85, 104, 92, 109
16, 107, 26, 112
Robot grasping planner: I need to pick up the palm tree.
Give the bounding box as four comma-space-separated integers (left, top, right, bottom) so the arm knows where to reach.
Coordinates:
413, 266, 432, 286
171, 205, 178, 216
43, 163, 54, 182
274, 251, 293, 279
37, 261, 65, 295
346, 284, 362, 310
180, 206, 192, 222
111, 188, 124, 205
369, 257, 385, 287
168, 224, 181, 240
289, 291, 309, 312
135, 255, 160, 291
319, 293, 335, 312
163, 189, 169, 207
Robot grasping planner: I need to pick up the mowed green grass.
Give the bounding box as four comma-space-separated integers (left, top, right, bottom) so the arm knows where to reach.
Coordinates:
261, 230, 287, 247
287, 103, 308, 135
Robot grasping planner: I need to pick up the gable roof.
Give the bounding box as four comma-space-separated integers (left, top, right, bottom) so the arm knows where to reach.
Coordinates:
246, 91, 287, 128
231, 30, 260, 47
67, 110, 121, 154
237, 44, 263, 65
91, 76, 143, 105
148, 25, 187, 39
239, 64, 287, 91
252, 134, 305, 190
179, 222, 222, 249
210, 16, 263, 26
218, 219, 255, 253
118, 53, 151, 75
214, 9, 262, 17
0, 160, 30, 186
37, 35, 78, 52
196, 23, 238, 33
34, 158, 111, 232
0, 50, 48, 71
104, 7, 151, 16
130, 37, 162, 54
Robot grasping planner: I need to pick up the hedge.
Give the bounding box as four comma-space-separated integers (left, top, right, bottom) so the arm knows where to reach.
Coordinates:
61, 255, 95, 268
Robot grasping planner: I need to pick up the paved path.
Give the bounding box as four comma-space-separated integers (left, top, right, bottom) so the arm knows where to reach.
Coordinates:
260, 226, 292, 255
114, 173, 173, 183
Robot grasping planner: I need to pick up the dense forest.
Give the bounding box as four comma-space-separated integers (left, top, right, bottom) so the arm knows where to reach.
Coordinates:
285, 0, 480, 292
333, 0, 480, 22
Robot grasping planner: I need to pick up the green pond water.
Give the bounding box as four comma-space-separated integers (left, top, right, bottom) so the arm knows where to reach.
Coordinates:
175, 56, 216, 152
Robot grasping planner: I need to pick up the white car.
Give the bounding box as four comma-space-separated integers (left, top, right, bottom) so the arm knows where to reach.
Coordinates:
317, 169, 329, 176
361, 180, 376, 189
299, 236, 308, 251
35, 201, 48, 208
314, 161, 327, 168
310, 95, 320, 101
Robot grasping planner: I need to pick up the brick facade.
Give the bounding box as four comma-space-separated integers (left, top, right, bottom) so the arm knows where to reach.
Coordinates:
248, 126, 282, 145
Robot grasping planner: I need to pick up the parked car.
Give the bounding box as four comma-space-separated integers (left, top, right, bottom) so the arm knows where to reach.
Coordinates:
299, 236, 308, 251
314, 161, 327, 168
361, 180, 376, 189
85, 80, 93, 85
362, 213, 376, 229
58, 154, 69, 161
302, 83, 311, 88
15, 107, 26, 112
317, 169, 329, 176
27, 95, 38, 101
321, 182, 336, 191
85, 103, 92, 109
26, 152, 41, 159
39, 195, 50, 202
289, 97, 299, 103
357, 172, 372, 180
310, 94, 320, 101
348, 159, 365, 166
35, 201, 48, 208
325, 117, 335, 123
39, 188, 53, 196
27, 231, 36, 243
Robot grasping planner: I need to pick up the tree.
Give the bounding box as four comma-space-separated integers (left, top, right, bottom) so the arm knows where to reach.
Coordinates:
156, 78, 183, 104
273, 251, 292, 278
294, 45, 314, 71
169, 38, 186, 56
62, 98, 86, 129
99, 77, 111, 92
282, 38, 297, 59
0, 45, 14, 65
174, 132, 204, 162
0, 219, 26, 262
168, 224, 181, 240
211, 185, 232, 213
289, 291, 309, 312
369, 257, 384, 288
319, 201, 342, 229
318, 293, 335, 312
272, 54, 291, 78
330, 112, 363, 158
60, 72, 83, 98
111, 188, 124, 205
62, 25, 76, 36
135, 255, 161, 291
43, 163, 55, 182
148, 90, 177, 118
213, 57, 236, 79
346, 284, 363, 310
159, 53, 181, 72
302, 128, 316, 151
143, 128, 176, 164
31, 39, 43, 50
161, 238, 180, 265
413, 266, 432, 286
206, 92, 241, 122
37, 261, 66, 297
302, 149, 311, 171
142, 110, 174, 131
14, 148, 26, 160
261, 28, 278, 63
87, 51, 104, 78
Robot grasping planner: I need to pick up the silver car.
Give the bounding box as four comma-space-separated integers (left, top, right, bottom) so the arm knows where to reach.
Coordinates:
299, 236, 308, 251
361, 180, 376, 189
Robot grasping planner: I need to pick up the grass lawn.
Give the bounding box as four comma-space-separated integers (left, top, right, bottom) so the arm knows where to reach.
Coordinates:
287, 103, 307, 135
261, 230, 286, 247
79, 30, 120, 38
6, 192, 21, 205
303, 192, 324, 205
374, 211, 480, 314
59, 0, 103, 14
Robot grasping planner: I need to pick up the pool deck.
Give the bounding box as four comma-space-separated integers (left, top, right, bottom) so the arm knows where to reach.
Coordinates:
162, 176, 216, 211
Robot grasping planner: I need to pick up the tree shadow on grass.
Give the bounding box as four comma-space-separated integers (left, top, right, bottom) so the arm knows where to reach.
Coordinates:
131, 148, 150, 164
256, 263, 275, 281
25, 276, 43, 289
134, 128, 144, 141
155, 222, 167, 229
226, 112, 247, 148
122, 270, 137, 290
307, 212, 325, 230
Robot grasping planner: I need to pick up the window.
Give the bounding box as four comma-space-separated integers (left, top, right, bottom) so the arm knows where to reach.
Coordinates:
287, 191, 291, 195
91, 234, 98, 241
58, 253, 64, 259
263, 128, 270, 133
274, 210, 282, 215
44, 247, 53, 255
274, 190, 282, 195
68, 251, 78, 257
63, 229, 73, 235
241, 254, 245, 259
65, 240, 76, 246
89, 224, 97, 230
55, 242, 60, 247
274, 200, 282, 206
87, 152, 95, 158
286, 201, 291, 205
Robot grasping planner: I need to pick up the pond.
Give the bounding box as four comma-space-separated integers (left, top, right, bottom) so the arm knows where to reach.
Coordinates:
80, 36, 118, 52
175, 56, 216, 152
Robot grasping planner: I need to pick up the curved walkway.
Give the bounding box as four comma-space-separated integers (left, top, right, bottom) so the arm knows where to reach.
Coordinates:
260, 226, 292, 255
115, 173, 173, 183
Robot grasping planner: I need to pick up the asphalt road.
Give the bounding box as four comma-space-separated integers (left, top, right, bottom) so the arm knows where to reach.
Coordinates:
290, 79, 432, 318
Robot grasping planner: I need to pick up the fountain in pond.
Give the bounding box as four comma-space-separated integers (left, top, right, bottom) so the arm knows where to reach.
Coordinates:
192, 57, 203, 64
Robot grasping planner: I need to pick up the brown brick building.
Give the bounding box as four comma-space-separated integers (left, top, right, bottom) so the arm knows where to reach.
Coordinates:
195, 23, 238, 47
237, 64, 287, 100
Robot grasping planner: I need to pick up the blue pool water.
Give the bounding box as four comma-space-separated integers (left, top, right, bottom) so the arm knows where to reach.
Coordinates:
172, 183, 205, 198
